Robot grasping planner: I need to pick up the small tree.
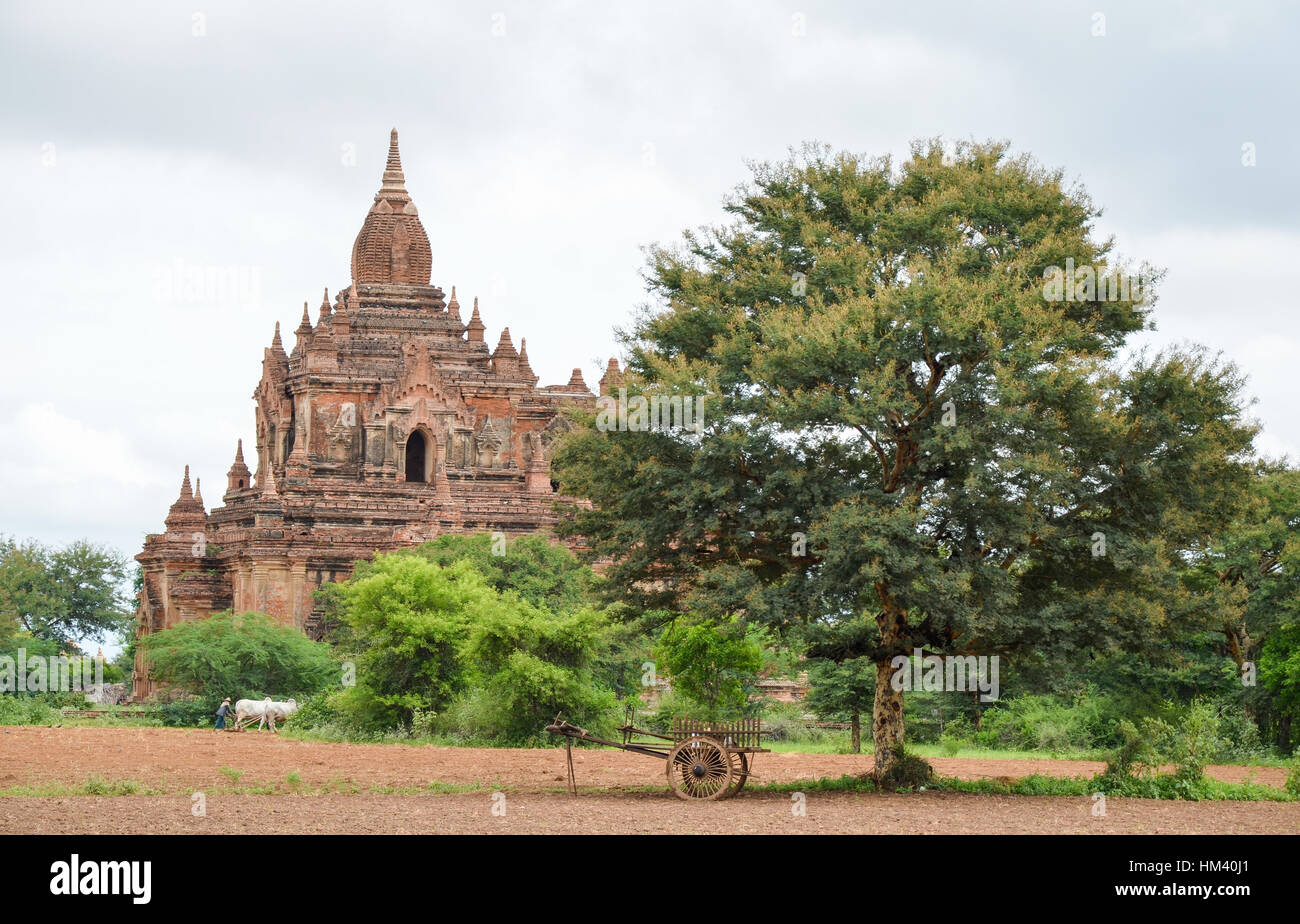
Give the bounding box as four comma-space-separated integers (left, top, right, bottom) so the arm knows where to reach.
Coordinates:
806, 657, 876, 752
139, 611, 336, 714
455, 604, 618, 743
653, 616, 764, 720
335, 554, 497, 728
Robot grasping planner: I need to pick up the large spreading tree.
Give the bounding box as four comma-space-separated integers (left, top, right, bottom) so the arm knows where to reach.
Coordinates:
553, 140, 1257, 779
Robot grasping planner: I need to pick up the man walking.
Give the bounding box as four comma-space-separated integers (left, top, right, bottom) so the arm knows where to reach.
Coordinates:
214, 697, 233, 730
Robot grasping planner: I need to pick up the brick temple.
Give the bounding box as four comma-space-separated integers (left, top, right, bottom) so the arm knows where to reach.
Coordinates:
133, 130, 621, 699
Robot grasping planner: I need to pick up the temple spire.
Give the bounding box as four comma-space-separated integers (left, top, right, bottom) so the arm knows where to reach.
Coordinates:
566, 368, 590, 392
519, 337, 536, 381
226, 439, 252, 495
467, 297, 486, 342
599, 357, 624, 394
352, 128, 430, 285
271, 322, 283, 352
447, 285, 461, 321
165, 464, 207, 530
493, 327, 517, 358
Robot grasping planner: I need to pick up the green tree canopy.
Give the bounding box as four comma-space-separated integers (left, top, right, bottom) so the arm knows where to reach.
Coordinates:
553, 139, 1257, 778
328, 549, 619, 740
652, 616, 764, 720
139, 610, 336, 708
412, 533, 599, 613
1188, 464, 1300, 670
455, 602, 617, 742
0, 537, 131, 648
334, 554, 495, 727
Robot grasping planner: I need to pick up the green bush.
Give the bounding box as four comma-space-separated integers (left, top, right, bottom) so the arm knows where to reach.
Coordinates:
652, 615, 764, 721
159, 698, 216, 728
308, 549, 622, 745
1285, 750, 1300, 798
1214, 702, 1265, 761
449, 605, 620, 744
1103, 717, 1168, 779
973, 693, 1122, 753
938, 714, 975, 756
877, 746, 934, 791
140, 610, 336, 718
0, 694, 62, 725
1098, 700, 1229, 800
1171, 699, 1224, 783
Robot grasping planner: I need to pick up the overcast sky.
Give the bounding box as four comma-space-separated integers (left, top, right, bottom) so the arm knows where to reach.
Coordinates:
1, 0, 1296, 585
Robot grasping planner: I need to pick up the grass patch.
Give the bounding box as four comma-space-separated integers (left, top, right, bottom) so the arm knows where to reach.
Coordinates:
366, 780, 490, 795
929, 774, 1095, 796
761, 739, 1107, 760
0, 775, 161, 797
752, 771, 1295, 802
217, 766, 243, 783
755, 774, 877, 793
909, 743, 1107, 762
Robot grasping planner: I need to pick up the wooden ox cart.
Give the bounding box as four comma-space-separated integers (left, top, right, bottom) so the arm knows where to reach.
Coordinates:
545, 715, 768, 801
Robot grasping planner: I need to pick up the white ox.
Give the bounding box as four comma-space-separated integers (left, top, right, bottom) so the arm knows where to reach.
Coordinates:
261, 698, 299, 733
233, 698, 271, 730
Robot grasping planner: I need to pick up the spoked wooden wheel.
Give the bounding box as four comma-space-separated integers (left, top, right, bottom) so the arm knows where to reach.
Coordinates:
725, 750, 749, 797
666, 737, 733, 801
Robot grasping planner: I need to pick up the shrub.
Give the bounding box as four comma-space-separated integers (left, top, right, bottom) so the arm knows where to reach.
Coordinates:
1098, 700, 1227, 800
1286, 750, 1300, 798
159, 698, 214, 728
938, 714, 975, 756
140, 611, 336, 717
1170, 699, 1224, 783
973, 692, 1125, 753
1214, 702, 1264, 761
652, 615, 764, 721
333, 556, 493, 728
0, 694, 62, 725
877, 747, 934, 791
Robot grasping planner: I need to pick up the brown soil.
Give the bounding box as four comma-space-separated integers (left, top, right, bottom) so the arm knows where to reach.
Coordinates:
4, 791, 1298, 835
1, 727, 1293, 834
0, 726, 1287, 793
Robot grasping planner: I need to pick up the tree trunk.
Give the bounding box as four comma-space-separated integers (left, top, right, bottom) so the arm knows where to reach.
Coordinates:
872, 589, 907, 782
1224, 621, 1258, 723
872, 657, 904, 780
851, 709, 861, 754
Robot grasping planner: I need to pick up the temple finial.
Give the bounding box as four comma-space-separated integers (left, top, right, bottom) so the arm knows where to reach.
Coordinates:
382, 128, 405, 192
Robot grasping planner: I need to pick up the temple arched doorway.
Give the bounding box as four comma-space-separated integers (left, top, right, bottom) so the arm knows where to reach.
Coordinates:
405, 431, 427, 483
